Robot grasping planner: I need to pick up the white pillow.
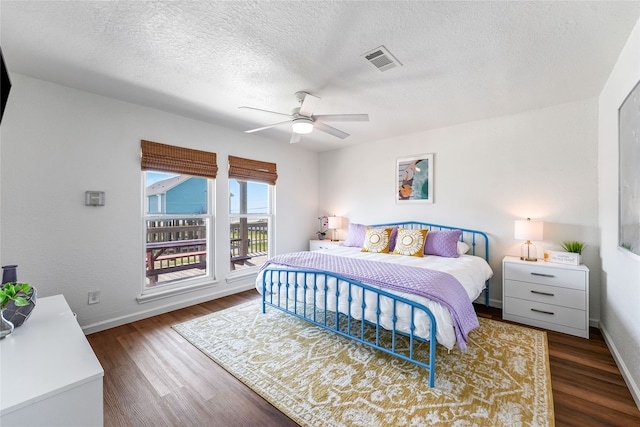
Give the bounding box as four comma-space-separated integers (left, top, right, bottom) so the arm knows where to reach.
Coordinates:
457, 241, 471, 255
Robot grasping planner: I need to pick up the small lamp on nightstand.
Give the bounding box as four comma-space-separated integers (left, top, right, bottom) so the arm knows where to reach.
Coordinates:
327, 216, 342, 241
514, 218, 543, 261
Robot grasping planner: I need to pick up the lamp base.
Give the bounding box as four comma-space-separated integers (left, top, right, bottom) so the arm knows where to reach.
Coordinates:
520, 241, 538, 262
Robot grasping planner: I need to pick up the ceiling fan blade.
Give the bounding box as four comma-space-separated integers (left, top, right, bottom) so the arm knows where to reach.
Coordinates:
313, 114, 369, 122
245, 120, 292, 134
298, 93, 320, 117
289, 133, 301, 144
314, 121, 350, 139
239, 106, 292, 118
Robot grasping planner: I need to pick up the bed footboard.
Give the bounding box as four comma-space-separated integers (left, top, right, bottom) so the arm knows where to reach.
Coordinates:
261, 268, 438, 387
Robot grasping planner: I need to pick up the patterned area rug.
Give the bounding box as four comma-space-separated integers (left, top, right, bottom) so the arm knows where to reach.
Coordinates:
172, 300, 554, 427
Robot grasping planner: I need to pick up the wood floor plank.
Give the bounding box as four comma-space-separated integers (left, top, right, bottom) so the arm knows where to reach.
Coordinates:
87, 290, 640, 426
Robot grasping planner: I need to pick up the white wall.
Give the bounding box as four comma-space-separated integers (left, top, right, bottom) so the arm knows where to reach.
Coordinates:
0, 74, 318, 331
598, 18, 640, 408
319, 99, 601, 316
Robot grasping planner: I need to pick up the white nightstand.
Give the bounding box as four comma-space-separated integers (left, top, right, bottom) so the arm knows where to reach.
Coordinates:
502, 256, 589, 339
309, 239, 343, 251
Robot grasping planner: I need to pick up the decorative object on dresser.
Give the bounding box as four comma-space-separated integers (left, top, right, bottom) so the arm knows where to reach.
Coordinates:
1, 265, 17, 284
502, 255, 589, 338
2, 265, 37, 331
0, 283, 35, 338
514, 218, 544, 261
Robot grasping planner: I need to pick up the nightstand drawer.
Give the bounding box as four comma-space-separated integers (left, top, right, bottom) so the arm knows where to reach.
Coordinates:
504, 263, 586, 290
309, 240, 343, 251
504, 280, 585, 310
504, 297, 587, 330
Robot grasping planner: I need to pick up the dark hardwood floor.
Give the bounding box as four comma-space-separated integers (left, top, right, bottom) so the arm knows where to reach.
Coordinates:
87, 290, 640, 427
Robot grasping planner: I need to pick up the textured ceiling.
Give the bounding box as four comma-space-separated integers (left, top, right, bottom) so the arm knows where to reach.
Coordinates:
1, 1, 639, 152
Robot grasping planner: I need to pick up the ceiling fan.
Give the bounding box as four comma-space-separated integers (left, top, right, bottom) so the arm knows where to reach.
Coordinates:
239, 91, 369, 144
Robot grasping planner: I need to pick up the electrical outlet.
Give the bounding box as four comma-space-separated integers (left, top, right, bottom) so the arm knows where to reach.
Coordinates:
88, 291, 100, 305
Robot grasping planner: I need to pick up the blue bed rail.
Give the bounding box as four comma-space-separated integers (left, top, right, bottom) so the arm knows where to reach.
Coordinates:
261, 269, 438, 387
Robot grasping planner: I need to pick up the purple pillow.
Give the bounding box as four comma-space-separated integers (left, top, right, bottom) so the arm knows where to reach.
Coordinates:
424, 229, 462, 258
388, 226, 398, 252
343, 223, 367, 247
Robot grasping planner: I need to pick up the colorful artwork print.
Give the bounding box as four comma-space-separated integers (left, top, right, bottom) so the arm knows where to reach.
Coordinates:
396, 154, 434, 203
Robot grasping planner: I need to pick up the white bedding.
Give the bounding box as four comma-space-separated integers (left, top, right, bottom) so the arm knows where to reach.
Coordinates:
256, 247, 493, 350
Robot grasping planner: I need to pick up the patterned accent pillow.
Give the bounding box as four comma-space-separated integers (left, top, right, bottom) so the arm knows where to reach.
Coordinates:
343, 223, 367, 247
393, 228, 429, 257
424, 229, 462, 258
388, 226, 399, 252
361, 227, 393, 253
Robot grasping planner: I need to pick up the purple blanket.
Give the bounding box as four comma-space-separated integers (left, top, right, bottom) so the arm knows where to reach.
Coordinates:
262, 252, 479, 350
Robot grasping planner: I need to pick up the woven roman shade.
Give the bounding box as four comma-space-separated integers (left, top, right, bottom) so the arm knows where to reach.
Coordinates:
228, 155, 278, 185
141, 140, 218, 179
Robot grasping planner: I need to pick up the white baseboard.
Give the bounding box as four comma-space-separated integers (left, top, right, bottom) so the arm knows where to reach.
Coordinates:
600, 322, 640, 411
81, 282, 256, 335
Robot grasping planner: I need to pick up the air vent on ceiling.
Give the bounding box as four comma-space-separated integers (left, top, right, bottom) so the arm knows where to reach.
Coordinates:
363, 45, 402, 72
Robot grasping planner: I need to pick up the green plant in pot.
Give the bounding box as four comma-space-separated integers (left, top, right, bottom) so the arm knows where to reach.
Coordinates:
560, 241, 585, 254
0, 283, 34, 338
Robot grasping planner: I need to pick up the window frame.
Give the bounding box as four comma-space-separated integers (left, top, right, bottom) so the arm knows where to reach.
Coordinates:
138, 139, 218, 303
139, 172, 217, 301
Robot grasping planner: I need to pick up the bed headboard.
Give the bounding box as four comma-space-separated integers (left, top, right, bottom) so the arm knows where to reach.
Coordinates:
372, 221, 489, 262
372, 221, 490, 306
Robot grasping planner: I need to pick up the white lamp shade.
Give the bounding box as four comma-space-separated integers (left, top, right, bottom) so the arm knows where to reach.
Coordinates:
327, 216, 342, 230
291, 118, 314, 134
514, 219, 543, 241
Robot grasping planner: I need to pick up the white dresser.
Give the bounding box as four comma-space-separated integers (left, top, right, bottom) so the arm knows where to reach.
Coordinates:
309, 239, 343, 251
502, 256, 589, 338
0, 294, 104, 426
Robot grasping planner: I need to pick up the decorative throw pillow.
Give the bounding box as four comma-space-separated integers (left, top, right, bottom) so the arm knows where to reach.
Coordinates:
343, 223, 367, 247
388, 226, 399, 252
424, 229, 462, 258
457, 241, 471, 255
393, 228, 429, 257
361, 227, 393, 253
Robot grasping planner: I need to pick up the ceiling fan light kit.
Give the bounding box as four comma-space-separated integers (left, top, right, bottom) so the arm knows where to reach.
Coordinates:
240, 91, 369, 143
291, 118, 314, 134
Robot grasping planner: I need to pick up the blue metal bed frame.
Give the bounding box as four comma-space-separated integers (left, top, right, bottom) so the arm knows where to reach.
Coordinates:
260, 221, 490, 388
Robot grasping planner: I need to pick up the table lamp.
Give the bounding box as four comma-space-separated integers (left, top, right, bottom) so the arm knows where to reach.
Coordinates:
328, 216, 342, 241
514, 218, 543, 261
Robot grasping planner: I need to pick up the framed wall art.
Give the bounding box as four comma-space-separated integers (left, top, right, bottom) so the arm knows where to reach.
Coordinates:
396, 154, 433, 203
618, 80, 640, 256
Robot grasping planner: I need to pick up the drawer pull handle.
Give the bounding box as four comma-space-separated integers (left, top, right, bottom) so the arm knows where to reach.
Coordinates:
531, 290, 555, 297
531, 272, 555, 278
531, 308, 554, 315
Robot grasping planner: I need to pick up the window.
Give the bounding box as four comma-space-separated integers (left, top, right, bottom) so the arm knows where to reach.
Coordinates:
141, 141, 217, 291
228, 156, 277, 272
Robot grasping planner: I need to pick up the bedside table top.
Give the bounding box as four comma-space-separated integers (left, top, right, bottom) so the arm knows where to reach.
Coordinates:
502, 255, 588, 271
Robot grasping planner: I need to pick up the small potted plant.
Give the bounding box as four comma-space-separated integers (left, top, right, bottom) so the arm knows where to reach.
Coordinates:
317, 215, 328, 240
560, 241, 585, 265
0, 282, 34, 338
